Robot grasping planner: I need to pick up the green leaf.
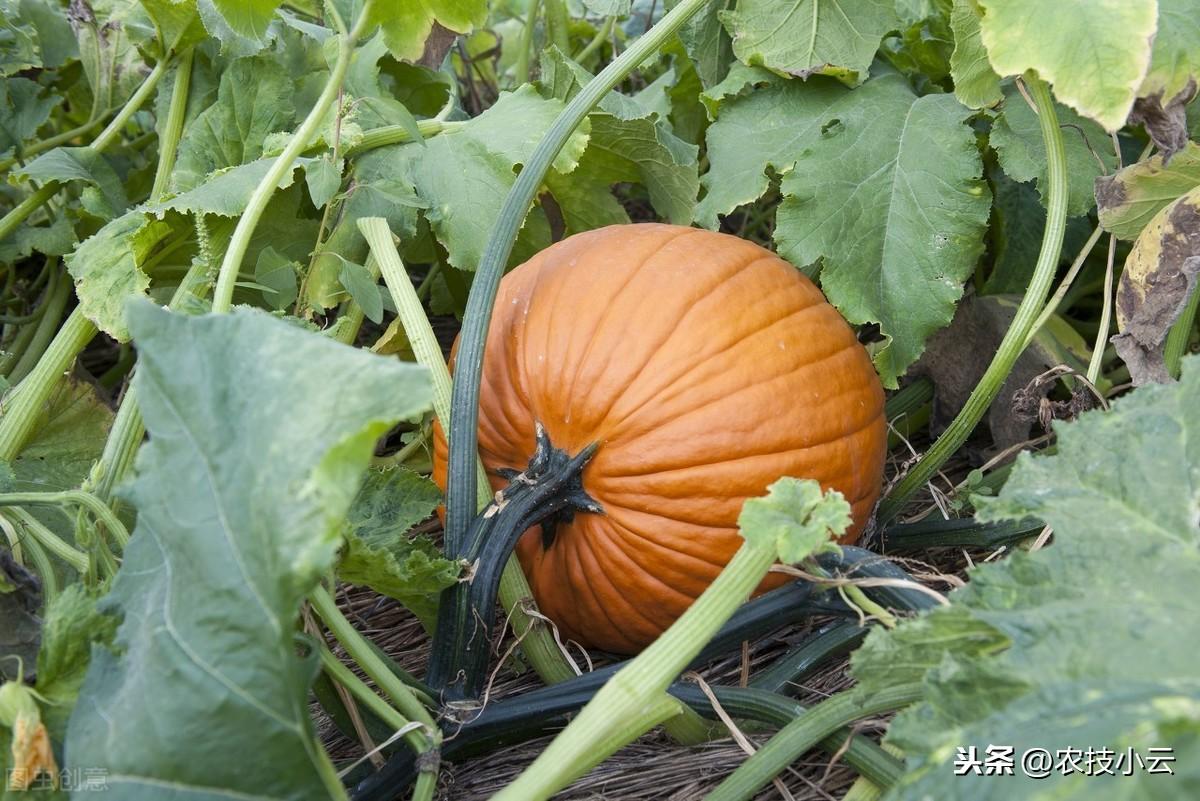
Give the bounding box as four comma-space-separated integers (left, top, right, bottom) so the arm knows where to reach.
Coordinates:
1139, 0, 1200, 105
855, 358, 1200, 800
139, 0, 207, 54
339, 257, 383, 323
0, 216, 76, 263
67, 302, 432, 801
151, 156, 313, 217
0, 77, 60, 158
207, 0, 281, 42
171, 53, 296, 192
254, 245, 299, 310
15, 146, 129, 218
738, 477, 849, 564
540, 50, 699, 226
1097, 142, 1200, 241
388, 84, 589, 271
882, 0, 954, 82
7, 378, 116, 589
982, 165, 1091, 295
304, 154, 343, 209
673, 0, 735, 88
976, 0, 1156, 131
756, 75, 989, 387
367, 0, 488, 63
18, 0, 78, 69
990, 84, 1118, 218
719, 0, 899, 86
0, 0, 39, 76
948, 0, 1000, 109
336, 466, 459, 626
64, 209, 174, 341
35, 584, 116, 734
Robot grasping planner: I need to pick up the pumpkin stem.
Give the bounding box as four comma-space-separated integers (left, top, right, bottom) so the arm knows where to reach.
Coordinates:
428, 424, 601, 701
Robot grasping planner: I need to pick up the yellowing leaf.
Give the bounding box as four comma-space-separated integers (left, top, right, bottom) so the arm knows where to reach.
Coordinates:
1112, 184, 1200, 385
368, 0, 488, 63
976, 0, 1156, 131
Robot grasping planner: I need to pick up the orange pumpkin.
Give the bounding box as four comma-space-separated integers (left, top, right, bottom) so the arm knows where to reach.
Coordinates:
433, 223, 886, 654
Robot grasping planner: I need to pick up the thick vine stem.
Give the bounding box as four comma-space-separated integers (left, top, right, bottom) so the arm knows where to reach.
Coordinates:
490, 540, 779, 801
704, 683, 924, 801
0, 309, 97, 461
211, 3, 373, 314
445, 0, 712, 556
427, 425, 600, 700
878, 73, 1068, 522
360, 218, 580, 688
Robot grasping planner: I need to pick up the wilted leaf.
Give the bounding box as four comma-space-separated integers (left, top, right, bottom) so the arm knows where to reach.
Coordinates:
854, 357, 1200, 800
0, 554, 41, 684
699, 73, 989, 386
915, 294, 1094, 450
976, 0, 1155, 131
1097, 142, 1200, 241
720, 0, 898, 86
337, 467, 458, 626
1136, 0, 1200, 118
738, 477, 849, 564
67, 302, 432, 800
1112, 185, 1200, 384
673, 0, 735, 88
1128, 86, 1199, 165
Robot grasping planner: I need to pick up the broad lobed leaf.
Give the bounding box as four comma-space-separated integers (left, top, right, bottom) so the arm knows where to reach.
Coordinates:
66, 302, 432, 800
853, 356, 1200, 800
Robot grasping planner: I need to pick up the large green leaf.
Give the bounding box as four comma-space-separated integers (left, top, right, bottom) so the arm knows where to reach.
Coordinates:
719, 0, 899, 86
1097, 142, 1200, 241
336, 466, 458, 627
990, 84, 1118, 218
698, 73, 989, 386
66, 302, 432, 800
0, 77, 59, 159
853, 356, 1200, 800
976, 0, 1156, 131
